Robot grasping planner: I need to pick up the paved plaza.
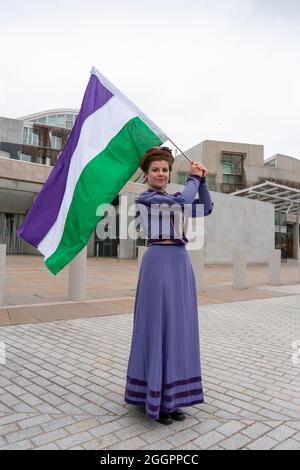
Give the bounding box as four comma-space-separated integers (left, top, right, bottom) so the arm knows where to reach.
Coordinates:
2, 255, 300, 326
1, 289, 300, 450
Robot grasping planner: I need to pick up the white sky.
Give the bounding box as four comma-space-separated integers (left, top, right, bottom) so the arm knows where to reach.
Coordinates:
1, 0, 300, 159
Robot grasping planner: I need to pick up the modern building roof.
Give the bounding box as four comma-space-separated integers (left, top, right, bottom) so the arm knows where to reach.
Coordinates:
232, 181, 300, 215
18, 108, 79, 122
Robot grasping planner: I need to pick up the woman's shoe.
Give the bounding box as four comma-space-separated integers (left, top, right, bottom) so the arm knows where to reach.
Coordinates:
169, 408, 185, 421
156, 410, 173, 425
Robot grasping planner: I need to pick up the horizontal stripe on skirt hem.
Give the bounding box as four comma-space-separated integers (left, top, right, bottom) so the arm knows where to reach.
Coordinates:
125, 386, 203, 401
124, 373, 204, 420
126, 374, 202, 390
124, 396, 204, 420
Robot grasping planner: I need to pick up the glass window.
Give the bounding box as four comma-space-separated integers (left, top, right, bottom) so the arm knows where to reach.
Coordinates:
47, 114, 57, 125
55, 114, 66, 126
222, 155, 243, 175
27, 112, 77, 130
37, 117, 47, 124
32, 131, 39, 146
23, 127, 28, 144
50, 134, 62, 150
275, 211, 286, 226
27, 128, 40, 146
19, 153, 31, 162
27, 129, 31, 145
223, 175, 235, 184
66, 113, 77, 129
222, 153, 244, 191
222, 162, 232, 175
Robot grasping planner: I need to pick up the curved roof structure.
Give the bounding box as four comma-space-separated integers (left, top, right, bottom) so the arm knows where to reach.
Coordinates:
18, 109, 79, 131
18, 108, 79, 121
233, 181, 300, 215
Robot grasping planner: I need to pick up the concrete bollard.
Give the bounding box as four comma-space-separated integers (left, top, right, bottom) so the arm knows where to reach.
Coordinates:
269, 249, 281, 286
188, 248, 204, 293
68, 246, 87, 301
233, 248, 247, 289
298, 252, 300, 283
0, 244, 6, 306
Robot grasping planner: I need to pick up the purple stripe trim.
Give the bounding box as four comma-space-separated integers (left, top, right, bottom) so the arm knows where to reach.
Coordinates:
125, 387, 203, 404
145, 397, 205, 415
125, 397, 159, 413
126, 376, 147, 386
16, 73, 113, 247
126, 375, 202, 390
125, 389, 160, 399
164, 388, 203, 401
125, 396, 204, 417
164, 376, 201, 389
147, 402, 162, 412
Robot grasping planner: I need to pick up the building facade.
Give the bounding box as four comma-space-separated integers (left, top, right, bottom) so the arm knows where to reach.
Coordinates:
0, 113, 297, 262
0, 110, 78, 254
172, 140, 300, 259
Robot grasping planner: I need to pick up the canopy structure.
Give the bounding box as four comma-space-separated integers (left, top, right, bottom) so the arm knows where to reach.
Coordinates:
232, 180, 300, 259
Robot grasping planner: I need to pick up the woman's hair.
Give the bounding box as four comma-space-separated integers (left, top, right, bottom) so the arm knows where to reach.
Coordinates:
140, 147, 174, 184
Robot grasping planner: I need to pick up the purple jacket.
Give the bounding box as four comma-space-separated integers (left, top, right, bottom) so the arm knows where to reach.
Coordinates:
136, 175, 214, 247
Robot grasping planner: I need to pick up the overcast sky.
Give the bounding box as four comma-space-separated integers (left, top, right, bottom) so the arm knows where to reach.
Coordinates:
1, 0, 300, 160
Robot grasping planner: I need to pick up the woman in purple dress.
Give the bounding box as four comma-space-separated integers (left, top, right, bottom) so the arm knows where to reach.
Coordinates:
124, 146, 214, 425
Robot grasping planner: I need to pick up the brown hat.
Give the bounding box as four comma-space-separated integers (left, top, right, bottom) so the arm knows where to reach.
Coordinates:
139, 146, 174, 172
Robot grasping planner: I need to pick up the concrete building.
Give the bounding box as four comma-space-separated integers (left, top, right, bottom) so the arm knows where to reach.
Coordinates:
172, 140, 300, 259
0, 158, 274, 266
0, 113, 295, 264
0, 110, 78, 254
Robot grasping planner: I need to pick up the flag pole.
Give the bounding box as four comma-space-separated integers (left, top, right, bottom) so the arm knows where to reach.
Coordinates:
167, 139, 206, 177
167, 138, 193, 164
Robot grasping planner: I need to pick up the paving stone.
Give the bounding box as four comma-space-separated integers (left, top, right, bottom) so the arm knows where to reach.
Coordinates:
273, 439, 300, 450
219, 433, 252, 450
6, 425, 44, 444
193, 431, 225, 449
0, 439, 34, 450
217, 421, 247, 437
31, 428, 69, 446
247, 436, 278, 450
18, 415, 52, 429
56, 431, 93, 449
241, 422, 271, 439
41, 416, 76, 432
90, 421, 124, 438
1, 294, 300, 450
166, 429, 199, 446
110, 436, 147, 450
266, 424, 297, 442
83, 434, 120, 450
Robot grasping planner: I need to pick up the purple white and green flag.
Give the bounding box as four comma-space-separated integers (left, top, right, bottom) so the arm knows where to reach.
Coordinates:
17, 67, 168, 275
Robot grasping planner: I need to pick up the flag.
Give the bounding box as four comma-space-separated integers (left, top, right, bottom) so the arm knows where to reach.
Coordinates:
17, 67, 168, 275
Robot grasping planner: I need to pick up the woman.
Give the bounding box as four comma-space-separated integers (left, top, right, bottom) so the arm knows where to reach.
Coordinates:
124, 146, 214, 425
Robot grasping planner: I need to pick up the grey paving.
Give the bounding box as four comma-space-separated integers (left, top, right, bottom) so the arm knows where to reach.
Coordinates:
0, 294, 300, 450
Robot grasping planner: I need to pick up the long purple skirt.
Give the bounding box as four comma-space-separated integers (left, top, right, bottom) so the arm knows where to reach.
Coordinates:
124, 244, 204, 420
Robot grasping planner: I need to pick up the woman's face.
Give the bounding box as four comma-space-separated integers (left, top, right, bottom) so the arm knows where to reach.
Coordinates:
146, 160, 170, 189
